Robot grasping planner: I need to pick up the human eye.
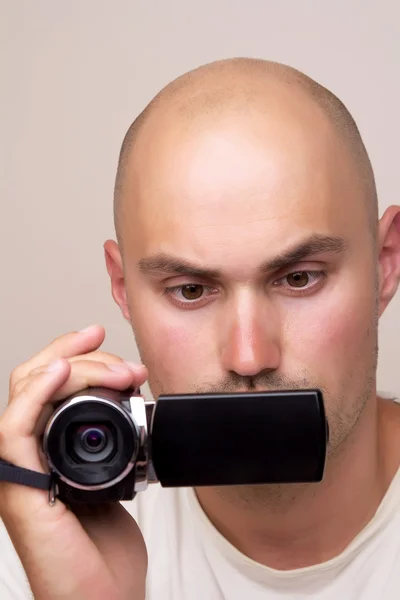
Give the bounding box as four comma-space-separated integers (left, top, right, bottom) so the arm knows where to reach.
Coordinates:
163, 284, 218, 308
273, 270, 327, 295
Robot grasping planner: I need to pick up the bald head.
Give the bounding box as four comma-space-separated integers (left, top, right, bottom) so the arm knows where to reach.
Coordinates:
113, 57, 378, 246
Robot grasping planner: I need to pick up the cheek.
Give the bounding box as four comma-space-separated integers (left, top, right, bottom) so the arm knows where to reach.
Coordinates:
131, 302, 214, 390
286, 286, 376, 379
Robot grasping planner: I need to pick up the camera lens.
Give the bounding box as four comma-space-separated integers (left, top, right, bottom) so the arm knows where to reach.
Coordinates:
45, 398, 140, 487
71, 423, 115, 463
81, 428, 107, 453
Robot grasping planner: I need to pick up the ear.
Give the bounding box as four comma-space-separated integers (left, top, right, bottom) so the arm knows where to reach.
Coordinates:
103, 240, 131, 322
377, 205, 400, 316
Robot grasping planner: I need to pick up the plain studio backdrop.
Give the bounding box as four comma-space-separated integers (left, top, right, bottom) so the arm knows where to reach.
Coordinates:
1, 1, 399, 412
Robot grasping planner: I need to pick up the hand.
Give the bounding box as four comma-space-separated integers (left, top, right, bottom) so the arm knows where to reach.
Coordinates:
0, 325, 149, 600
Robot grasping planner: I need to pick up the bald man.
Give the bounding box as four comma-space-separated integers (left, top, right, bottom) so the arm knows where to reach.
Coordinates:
1, 58, 400, 600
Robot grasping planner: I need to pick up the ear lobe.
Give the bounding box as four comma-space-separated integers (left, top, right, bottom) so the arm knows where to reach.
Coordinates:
377, 206, 400, 316
103, 240, 131, 322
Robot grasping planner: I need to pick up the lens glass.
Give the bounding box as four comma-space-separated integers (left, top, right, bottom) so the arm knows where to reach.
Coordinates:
81, 427, 107, 452
70, 423, 116, 463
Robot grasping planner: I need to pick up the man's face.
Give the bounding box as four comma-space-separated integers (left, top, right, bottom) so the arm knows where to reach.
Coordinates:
114, 103, 380, 454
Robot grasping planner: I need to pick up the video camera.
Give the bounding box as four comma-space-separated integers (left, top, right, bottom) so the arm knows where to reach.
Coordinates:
42, 387, 329, 504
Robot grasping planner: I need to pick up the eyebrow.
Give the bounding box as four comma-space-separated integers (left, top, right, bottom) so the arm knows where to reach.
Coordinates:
138, 235, 348, 279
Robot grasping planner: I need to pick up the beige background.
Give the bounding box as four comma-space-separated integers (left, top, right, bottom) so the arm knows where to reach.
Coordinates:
1, 1, 399, 412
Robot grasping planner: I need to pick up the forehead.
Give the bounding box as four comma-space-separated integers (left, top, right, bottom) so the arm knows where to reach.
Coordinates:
121, 106, 366, 263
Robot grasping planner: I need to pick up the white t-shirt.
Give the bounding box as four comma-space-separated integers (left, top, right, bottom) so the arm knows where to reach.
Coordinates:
2, 464, 400, 600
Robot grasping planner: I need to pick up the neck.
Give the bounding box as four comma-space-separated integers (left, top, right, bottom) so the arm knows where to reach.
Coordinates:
194, 396, 400, 570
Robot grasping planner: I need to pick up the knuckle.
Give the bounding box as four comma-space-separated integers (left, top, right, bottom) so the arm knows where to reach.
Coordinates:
9, 365, 25, 390
9, 378, 26, 401
9, 369, 30, 401
29, 364, 48, 377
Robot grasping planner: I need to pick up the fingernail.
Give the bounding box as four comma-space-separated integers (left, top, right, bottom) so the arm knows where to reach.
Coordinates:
107, 363, 131, 374
46, 359, 64, 372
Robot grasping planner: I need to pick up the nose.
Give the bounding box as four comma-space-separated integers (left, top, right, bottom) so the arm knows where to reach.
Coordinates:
219, 292, 281, 378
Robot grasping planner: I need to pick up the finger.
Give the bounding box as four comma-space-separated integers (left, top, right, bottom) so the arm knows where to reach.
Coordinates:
30, 359, 148, 402
9, 361, 148, 433
10, 354, 146, 404
26, 360, 147, 438
68, 351, 125, 364
9, 325, 106, 391
68, 351, 144, 369
0, 359, 71, 470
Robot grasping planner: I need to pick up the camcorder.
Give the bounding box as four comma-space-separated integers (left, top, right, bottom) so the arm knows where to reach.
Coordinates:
42, 386, 330, 504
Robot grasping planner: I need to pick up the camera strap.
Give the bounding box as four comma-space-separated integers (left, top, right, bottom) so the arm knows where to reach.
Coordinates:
0, 459, 58, 505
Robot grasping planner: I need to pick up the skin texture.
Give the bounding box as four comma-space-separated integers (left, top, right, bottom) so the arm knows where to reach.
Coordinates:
104, 58, 400, 568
